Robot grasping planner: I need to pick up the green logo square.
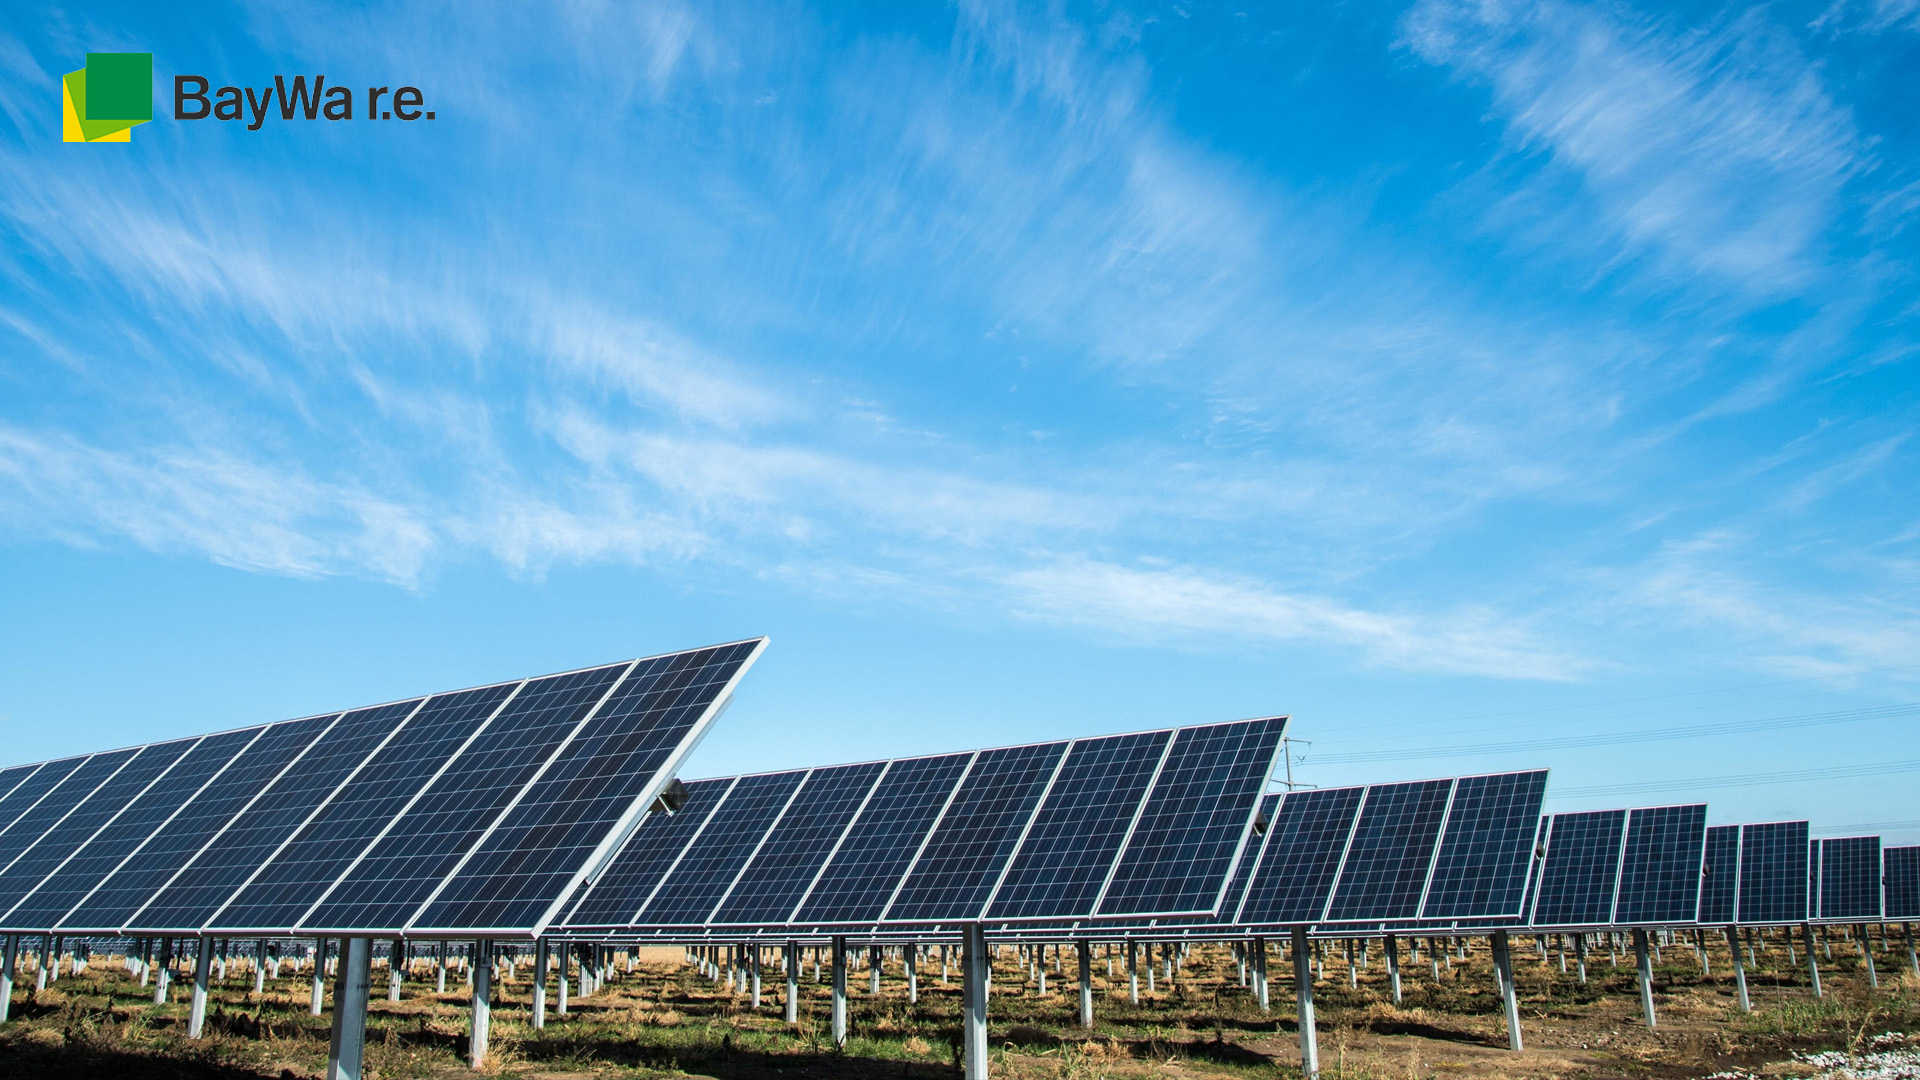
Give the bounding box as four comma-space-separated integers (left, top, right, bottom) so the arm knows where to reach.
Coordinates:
84, 52, 151, 122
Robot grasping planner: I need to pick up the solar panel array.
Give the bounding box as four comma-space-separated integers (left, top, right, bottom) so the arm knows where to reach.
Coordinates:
558, 717, 1287, 931
1527, 805, 1706, 928
1886, 846, 1920, 921
0, 639, 763, 937
1814, 836, 1881, 923
1736, 821, 1810, 925
1229, 771, 1547, 928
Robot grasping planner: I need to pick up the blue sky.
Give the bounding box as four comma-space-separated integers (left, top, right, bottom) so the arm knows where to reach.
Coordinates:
2, 1, 1917, 838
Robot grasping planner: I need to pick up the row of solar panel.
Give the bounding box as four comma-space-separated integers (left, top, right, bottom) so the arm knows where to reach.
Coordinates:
0, 641, 761, 936
557, 718, 1289, 929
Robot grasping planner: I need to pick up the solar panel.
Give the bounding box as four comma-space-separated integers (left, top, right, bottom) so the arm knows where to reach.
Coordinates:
789, 753, 972, 925
1323, 778, 1454, 923
1698, 825, 1740, 925
410, 641, 760, 932
1613, 804, 1706, 925
883, 742, 1068, 922
1420, 771, 1549, 920
710, 761, 886, 925
0, 763, 61, 834
1217, 793, 1281, 920
1885, 846, 1920, 921
59, 712, 338, 932
1236, 786, 1363, 924
0, 750, 142, 886
1737, 821, 1810, 925
562, 778, 734, 927
1096, 717, 1286, 917
985, 730, 1173, 921
1529, 809, 1626, 927
637, 770, 806, 925
0, 728, 259, 931
1816, 836, 1881, 922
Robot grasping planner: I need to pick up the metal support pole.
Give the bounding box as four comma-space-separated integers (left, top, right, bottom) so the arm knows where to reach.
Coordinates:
1127, 938, 1139, 1004
387, 937, 404, 1002
906, 943, 918, 1004
188, 934, 213, 1039
532, 939, 549, 1030
253, 939, 267, 995
1632, 928, 1656, 1027
156, 937, 173, 1004
436, 941, 447, 995
37, 935, 50, 992
1385, 934, 1401, 1005
1253, 936, 1270, 1012
785, 942, 800, 1024
469, 940, 492, 1070
1493, 931, 1522, 1051
1575, 933, 1588, 984
830, 936, 848, 1047
752, 945, 762, 1008
869, 943, 882, 996
326, 937, 372, 1080
1858, 924, 1879, 988
1725, 926, 1750, 1013
1803, 923, 1822, 997
1907, 923, 1918, 978
1292, 926, 1319, 1079
311, 940, 326, 1015
557, 945, 569, 1014
963, 923, 989, 1080
0, 934, 17, 1024
1077, 939, 1093, 1029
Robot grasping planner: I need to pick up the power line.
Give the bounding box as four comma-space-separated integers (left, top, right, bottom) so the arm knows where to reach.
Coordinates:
1553, 757, 1920, 799
1308, 701, 1920, 765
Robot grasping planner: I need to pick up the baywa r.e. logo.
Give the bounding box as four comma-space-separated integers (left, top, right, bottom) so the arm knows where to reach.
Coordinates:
63, 52, 153, 142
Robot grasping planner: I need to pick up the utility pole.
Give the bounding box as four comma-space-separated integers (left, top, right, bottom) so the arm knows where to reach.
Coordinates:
1280, 737, 1313, 791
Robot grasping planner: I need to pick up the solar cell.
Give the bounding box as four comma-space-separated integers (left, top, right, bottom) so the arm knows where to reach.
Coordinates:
1096, 717, 1287, 917
216, 683, 525, 932
1236, 786, 1363, 925
1323, 778, 1454, 923
0, 728, 258, 931
1613, 804, 1707, 925
1885, 846, 1920, 921
0, 764, 52, 830
561, 777, 734, 927
1737, 821, 1810, 925
1698, 825, 1740, 925
0, 750, 141, 885
638, 770, 806, 925
128, 699, 424, 932
986, 730, 1173, 921
410, 641, 760, 932
884, 742, 1068, 923
710, 761, 886, 925
1529, 809, 1626, 927
1420, 771, 1549, 920
790, 753, 972, 925
59, 712, 338, 932
1816, 836, 1881, 922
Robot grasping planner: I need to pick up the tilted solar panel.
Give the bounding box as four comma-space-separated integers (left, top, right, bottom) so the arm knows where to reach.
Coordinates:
986, 730, 1173, 921
1236, 786, 1364, 925
1530, 809, 1626, 927
1217, 793, 1281, 921
1323, 778, 1453, 923
1816, 836, 1881, 922
0, 750, 142, 889
1420, 771, 1549, 921
1737, 821, 1810, 925
885, 742, 1067, 922
710, 761, 886, 926
639, 770, 806, 925
1885, 846, 1920, 921
1698, 825, 1740, 925
563, 777, 735, 927
0, 759, 87, 840
790, 753, 971, 925
1613, 804, 1707, 926
1096, 717, 1286, 917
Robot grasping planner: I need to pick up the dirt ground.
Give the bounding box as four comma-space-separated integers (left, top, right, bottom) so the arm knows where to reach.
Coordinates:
0, 931, 1913, 1079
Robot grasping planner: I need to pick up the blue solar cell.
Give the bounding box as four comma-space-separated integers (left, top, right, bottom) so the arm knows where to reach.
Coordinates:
1097, 717, 1287, 917
1236, 786, 1364, 925
1323, 778, 1454, 923
1421, 771, 1549, 920
1737, 821, 1810, 925
0, 764, 56, 832
1530, 810, 1627, 927
1614, 804, 1707, 925
1699, 825, 1740, 925
131, 700, 421, 932
1817, 836, 1881, 921
792, 753, 971, 925
987, 731, 1172, 921
561, 778, 734, 927
885, 742, 1067, 922
0, 750, 141, 886
638, 771, 806, 925
215, 683, 524, 932
1885, 846, 1920, 921
411, 641, 759, 931
711, 762, 886, 925
1, 728, 259, 931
